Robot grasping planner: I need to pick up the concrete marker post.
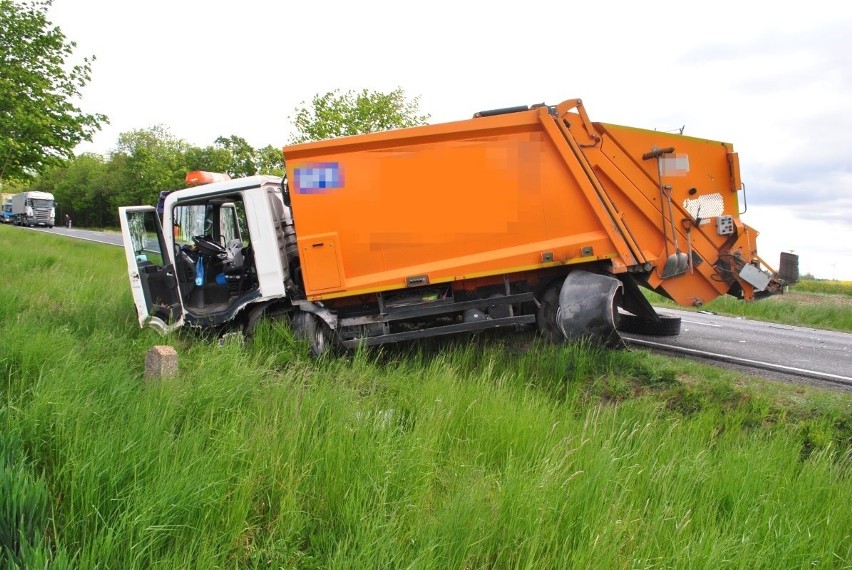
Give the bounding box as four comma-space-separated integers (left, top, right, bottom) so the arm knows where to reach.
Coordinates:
144, 345, 178, 382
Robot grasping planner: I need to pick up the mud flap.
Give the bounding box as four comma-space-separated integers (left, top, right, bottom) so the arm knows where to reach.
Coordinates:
557, 271, 625, 348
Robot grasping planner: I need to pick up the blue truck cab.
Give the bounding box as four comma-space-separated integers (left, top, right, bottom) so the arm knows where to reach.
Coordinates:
1, 201, 13, 223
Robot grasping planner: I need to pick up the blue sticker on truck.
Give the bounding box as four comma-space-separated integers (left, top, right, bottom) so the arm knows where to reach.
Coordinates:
294, 162, 343, 194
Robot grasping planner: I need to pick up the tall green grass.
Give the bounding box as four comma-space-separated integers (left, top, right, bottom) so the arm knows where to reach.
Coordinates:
2, 226, 851, 568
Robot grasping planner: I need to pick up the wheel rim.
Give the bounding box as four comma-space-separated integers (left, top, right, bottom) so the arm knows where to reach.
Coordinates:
537, 284, 563, 343
313, 320, 327, 355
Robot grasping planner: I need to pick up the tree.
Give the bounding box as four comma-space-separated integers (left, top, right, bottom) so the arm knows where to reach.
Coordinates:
214, 135, 258, 177
290, 88, 430, 144
0, 0, 107, 181
110, 126, 191, 208
36, 152, 110, 226
183, 144, 231, 176
27, 129, 285, 228
254, 144, 285, 177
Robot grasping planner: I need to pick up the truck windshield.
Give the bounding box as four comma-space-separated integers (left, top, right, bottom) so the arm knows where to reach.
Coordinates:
173, 204, 211, 245
31, 199, 53, 208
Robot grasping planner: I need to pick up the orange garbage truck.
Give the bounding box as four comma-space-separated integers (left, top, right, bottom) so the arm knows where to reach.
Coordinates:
119, 99, 782, 354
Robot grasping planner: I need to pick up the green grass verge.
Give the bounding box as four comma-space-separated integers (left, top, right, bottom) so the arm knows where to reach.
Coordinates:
2, 225, 851, 568
644, 286, 852, 333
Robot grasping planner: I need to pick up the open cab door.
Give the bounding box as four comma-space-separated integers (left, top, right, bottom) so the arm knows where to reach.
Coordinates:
119, 206, 184, 332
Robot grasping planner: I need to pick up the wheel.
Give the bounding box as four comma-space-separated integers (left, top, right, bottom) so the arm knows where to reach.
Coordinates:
617, 313, 681, 336
536, 284, 564, 344
291, 311, 338, 357
557, 271, 624, 347
310, 318, 337, 358
243, 303, 289, 339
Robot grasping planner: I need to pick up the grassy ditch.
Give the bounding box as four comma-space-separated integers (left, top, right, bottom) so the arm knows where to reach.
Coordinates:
1, 225, 851, 568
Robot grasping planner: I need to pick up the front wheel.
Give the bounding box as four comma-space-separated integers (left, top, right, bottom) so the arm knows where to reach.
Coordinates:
243, 303, 289, 339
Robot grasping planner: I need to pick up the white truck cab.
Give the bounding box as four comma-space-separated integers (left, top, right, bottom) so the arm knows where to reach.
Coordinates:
119, 175, 298, 333
12, 191, 55, 227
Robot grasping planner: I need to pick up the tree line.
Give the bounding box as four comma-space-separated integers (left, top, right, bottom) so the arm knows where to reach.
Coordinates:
24, 86, 430, 228
31, 129, 285, 227
2, 1, 429, 228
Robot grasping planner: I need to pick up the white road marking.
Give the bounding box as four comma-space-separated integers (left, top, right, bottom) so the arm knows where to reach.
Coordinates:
626, 337, 852, 385
681, 318, 721, 328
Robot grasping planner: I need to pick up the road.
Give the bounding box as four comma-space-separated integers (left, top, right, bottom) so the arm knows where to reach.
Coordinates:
25, 226, 852, 389
34, 225, 124, 247
623, 308, 852, 390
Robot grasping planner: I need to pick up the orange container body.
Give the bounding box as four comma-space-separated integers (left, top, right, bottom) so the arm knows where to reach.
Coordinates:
284, 100, 764, 307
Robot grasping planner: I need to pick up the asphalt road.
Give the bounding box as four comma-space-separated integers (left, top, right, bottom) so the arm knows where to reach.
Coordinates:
623, 308, 852, 389
23, 225, 852, 388
34, 225, 124, 247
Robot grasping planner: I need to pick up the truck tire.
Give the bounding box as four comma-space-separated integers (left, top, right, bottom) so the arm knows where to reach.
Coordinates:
536, 284, 563, 344
557, 271, 624, 347
243, 302, 289, 339
311, 318, 337, 358
617, 313, 681, 336
292, 311, 338, 357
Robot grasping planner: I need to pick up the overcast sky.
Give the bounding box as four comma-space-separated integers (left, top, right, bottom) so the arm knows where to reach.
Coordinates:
49, 0, 852, 280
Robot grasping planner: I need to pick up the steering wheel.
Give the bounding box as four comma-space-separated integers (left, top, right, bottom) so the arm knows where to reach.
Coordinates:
192, 235, 227, 257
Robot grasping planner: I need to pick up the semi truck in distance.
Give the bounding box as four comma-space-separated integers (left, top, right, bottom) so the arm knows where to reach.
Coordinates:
12, 191, 55, 228
119, 98, 782, 354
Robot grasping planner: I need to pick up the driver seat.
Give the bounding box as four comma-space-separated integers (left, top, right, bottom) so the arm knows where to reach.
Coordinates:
225, 239, 244, 268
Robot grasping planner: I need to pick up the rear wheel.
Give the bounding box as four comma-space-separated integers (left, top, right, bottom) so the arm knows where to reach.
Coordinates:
310, 319, 337, 358
557, 271, 624, 347
292, 311, 338, 357
536, 284, 564, 344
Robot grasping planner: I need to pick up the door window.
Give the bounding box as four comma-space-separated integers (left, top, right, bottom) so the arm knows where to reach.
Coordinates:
127, 210, 166, 266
